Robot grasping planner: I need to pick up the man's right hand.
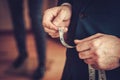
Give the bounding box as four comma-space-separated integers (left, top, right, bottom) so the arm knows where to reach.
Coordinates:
42, 4, 72, 38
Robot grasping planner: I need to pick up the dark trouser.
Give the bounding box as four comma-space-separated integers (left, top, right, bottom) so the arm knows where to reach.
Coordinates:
7, 0, 46, 68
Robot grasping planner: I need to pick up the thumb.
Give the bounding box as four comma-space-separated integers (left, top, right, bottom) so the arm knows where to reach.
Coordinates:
75, 33, 104, 44
74, 39, 81, 44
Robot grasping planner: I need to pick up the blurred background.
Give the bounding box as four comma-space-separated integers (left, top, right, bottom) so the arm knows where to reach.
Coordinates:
0, 0, 66, 80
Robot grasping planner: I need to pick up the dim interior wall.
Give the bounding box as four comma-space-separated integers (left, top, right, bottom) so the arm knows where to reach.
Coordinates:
0, 0, 12, 31
0, 0, 33, 31
0, 0, 30, 31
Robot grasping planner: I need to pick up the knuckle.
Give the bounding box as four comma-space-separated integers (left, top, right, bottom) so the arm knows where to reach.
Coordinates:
91, 40, 96, 47
53, 20, 59, 26
92, 39, 101, 48
76, 45, 80, 52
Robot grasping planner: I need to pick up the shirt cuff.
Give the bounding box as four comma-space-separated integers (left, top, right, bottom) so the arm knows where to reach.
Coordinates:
61, 3, 72, 8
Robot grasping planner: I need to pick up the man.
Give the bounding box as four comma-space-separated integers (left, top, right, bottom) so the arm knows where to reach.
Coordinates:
43, 0, 120, 80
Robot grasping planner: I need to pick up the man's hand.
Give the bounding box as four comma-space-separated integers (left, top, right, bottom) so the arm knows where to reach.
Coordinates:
74, 33, 120, 70
42, 4, 72, 38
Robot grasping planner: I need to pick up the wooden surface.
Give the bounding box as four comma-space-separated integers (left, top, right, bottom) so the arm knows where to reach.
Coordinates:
0, 34, 66, 80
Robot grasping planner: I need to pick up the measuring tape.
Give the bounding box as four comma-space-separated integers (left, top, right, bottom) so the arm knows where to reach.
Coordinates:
58, 27, 107, 80
58, 27, 75, 48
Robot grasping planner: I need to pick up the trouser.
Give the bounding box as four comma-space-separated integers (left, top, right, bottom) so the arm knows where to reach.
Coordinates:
8, 0, 46, 67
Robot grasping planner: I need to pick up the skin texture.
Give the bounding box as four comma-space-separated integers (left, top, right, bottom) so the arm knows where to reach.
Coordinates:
74, 33, 120, 70
42, 5, 71, 38
42, 4, 120, 70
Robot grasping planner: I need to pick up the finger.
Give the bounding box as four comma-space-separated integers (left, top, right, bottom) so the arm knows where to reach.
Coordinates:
45, 28, 59, 38
78, 50, 94, 59
74, 33, 104, 44
49, 34, 59, 38
63, 27, 68, 33
48, 32, 59, 37
44, 27, 58, 33
76, 41, 91, 52
53, 9, 67, 27
43, 18, 58, 30
84, 58, 96, 65
74, 39, 81, 44
51, 35, 60, 38
43, 8, 59, 30
59, 25, 68, 33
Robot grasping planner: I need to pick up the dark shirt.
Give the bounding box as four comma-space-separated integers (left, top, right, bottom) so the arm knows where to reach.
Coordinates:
58, 0, 120, 80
